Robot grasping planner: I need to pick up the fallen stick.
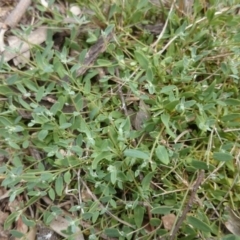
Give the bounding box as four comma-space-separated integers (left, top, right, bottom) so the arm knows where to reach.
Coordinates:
4, 0, 32, 28
169, 170, 205, 240
62, 31, 114, 82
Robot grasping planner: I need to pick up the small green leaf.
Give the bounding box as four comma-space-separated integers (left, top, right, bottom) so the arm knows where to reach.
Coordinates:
110, 199, 117, 208
13, 125, 24, 132
41, 172, 54, 181
97, 59, 112, 66
28, 191, 41, 196
161, 113, 170, 128
46, 213, 55, 225
155, 145, 170, 165
26, 196, 40, 206
104, 228, 120, 237
16, 83, 27, 94
92, 211, 100, 224
10, 230, 24, 238
50, 102, 61, 115
134, 205, 145, 228
191, 160, 209, 170
0, 116, 12, 126
164, 100, 179, 111
213, 152, 233, 162
4, 212, 19, 229
150, 218, 161, 227
79, 49, 88, 63
124, 149, 149, 160
107, 165, 117, 184
48, 188, 55, 201
234, 33, 240, 42
146, 67, 153, 82
142, 172, 154, 191
221, 113, 240, 122
86, 32, 97, 43
160, 85, 177, 94
224, 98, 240, 106
221, 62, 228, 74
187, 216, 212, 233
104, 24, 115, 35
21, 215, 35, 227
22, 140, 29, 148
51, 206, 62, 215
38, 129, 48, 141
59, 123, 72, 129
54, 58, 66, 78
222, 234, 240, 240
71, 146, 83, 156
24, 79, 39, 92
6, 74, 19, 85
206, 8, 215, 22
92, 153, 105, 170
18, 97, 31, 110
36, 86, 45, 102
9, 141, 20, 150
55, 176, 63, 196
64, 171, 71, 184
0, 85, 16, 96
73, 93, 84, 112
134, 50, 149, 70
151, 206, 173, 214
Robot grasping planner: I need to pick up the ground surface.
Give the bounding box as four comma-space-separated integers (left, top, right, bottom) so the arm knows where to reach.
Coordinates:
0, 0, 240, 240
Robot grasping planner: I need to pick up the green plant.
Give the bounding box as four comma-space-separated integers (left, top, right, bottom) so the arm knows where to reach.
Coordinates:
1, 0, 240, 239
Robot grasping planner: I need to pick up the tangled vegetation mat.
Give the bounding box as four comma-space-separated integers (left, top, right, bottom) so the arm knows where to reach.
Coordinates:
0, 0, 240, 239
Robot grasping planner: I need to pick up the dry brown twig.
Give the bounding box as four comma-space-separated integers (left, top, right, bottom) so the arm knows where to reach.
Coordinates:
169, 170, 205, 240
151, 0, 176, 48
62, 31, 114, 83
76, 31, 113, 75
4, 0, 32, 28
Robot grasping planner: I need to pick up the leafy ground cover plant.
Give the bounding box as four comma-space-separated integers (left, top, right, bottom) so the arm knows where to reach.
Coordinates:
1, 0, 240, 239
